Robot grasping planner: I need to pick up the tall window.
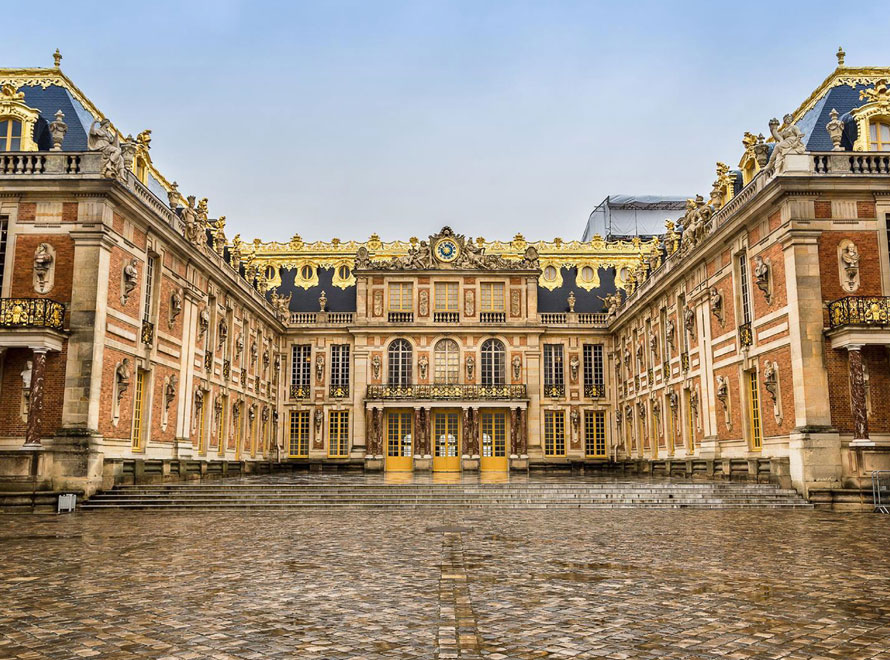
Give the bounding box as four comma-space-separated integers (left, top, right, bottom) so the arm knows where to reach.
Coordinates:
388, 282, 413, 311
584, 410, 606, 457
869, 121, 890, 151
0, 119, 22, 151
480, 338, 505, 386
291, 345, 312, 392
143, 255, 156, 322
387, 339, 413, 385
738, 252, 752, 326
480, 282, 505, 311
289, 410, 309, 457
583, 344, 604, 395
330, 344, 350, 395
0, 218, 8, 292
748, 371, 763, 451
434, 282, 458, 311
329, 410, 349, 457
434, 338, 460, 384
480, 412, 506, 457
544, 410, 566, 456
131, 370, 147, 451
543, 344, 564, 396
216, 396, 227, 454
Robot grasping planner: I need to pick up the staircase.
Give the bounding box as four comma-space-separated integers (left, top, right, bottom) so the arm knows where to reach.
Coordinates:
80, 480, 812, 511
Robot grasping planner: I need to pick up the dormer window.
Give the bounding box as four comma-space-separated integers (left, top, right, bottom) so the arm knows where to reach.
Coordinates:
868, 120, 890, 151
0, 118, 22, 151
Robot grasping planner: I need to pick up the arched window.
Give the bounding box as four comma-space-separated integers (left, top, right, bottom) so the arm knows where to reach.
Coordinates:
388, 339, 412, 386
480, 338, 505, 386
434, 338, 460, 384
869, 120, 890, 151
0, 118, 22, 151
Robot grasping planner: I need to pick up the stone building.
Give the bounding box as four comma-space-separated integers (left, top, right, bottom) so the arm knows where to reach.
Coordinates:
0, 50, 888, 505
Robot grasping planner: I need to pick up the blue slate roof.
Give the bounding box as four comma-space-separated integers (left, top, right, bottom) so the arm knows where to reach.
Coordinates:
799, 84, 870, 151
18, 84, 94, 151
270, 268, 357, 313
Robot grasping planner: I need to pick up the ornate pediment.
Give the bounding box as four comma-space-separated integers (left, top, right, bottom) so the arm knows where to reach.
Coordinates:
354, 226, 540, 272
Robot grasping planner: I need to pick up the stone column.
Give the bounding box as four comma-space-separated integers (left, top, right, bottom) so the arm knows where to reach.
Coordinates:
847, 346, 870, 444
24, 348, 48, 447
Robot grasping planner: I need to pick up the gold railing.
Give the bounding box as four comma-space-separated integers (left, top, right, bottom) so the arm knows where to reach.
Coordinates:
738, 322, 753, 347
0, 298, 65, 331
367, 383, 527, 400
828, 296, 890, 328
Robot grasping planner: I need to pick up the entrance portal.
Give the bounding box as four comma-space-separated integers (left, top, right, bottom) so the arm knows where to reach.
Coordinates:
433, 411, 460, 472
480, 410, 508, 471
386, 410, 413, 471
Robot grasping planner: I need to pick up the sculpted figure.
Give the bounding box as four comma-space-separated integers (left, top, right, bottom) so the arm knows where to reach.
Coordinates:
164, 375, 177, 410
33, 243, 54, 292
753, 255, 771, 303
684, 306, 695, 333
715, 375, 728, 409
315, 353, 325, 383
371, 354, 381, 380
88, 119, 125, 179
465, 355, 475, 381
512, 355, 522, 380
170, 289, 183, 326
763, 360, 778, 403
122, 259, 138, 303
709, 287, 724, 325
116, 359, 131, 403
418, 354, 429, 381
841, 242, 860, 290
767, 114, 806, 171
49, 110, 67, 151
318, 290, 327, 312
569, 354, 580, 382
198, 308, 210, 338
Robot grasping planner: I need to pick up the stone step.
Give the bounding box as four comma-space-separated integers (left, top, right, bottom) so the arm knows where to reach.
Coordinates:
80, 502, 813, 510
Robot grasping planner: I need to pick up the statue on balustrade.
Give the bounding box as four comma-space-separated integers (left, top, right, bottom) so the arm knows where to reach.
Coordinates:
88, 118, 125, 180
767, 114, 806, 172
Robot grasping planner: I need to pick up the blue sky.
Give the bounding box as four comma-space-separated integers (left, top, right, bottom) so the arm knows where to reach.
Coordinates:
3, 1, 888, 241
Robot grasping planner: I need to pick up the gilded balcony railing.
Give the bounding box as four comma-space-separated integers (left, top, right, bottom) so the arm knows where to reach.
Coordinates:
584, 383, 605, 398
827, 296, 890, 328
204, 351, 213, 371
290, 385, 311, 400
330, 384, 350, 398
543, 383, 565, 399
223, 359, 231, 380
366, 383, 527, 400
738, 322, 753, 347
0, 298, 65, 331
140, 319, 154, 346
680, 352, 690, 371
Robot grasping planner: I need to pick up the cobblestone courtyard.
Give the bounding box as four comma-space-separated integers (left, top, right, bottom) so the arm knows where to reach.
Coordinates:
1, 507, 889, 659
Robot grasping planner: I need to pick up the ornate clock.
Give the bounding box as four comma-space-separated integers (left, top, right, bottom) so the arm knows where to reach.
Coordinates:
435, 238, 459, 263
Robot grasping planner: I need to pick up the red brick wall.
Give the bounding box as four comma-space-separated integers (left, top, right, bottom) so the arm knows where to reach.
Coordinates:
10, 234, 75, 303
814, 201, 832, 219
818, 231, 882, 301
709, 273, 736, 337
0, 347, 67, 440
751, 242, 786, 318
758, 345, 795, 438
713, 366, 742, 443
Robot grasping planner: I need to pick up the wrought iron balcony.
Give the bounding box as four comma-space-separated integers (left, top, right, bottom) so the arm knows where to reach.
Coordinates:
367, 383, 527, 401
584, 383, 605, 398
543, 384, 565, 399
680, 352, 690, 371
290, 385, 311, 400
0, 298, 65, 331
223, 359, 231, 380
827, 296, 890, 329
330, 384, 350, 398
140, 319, 154, 346
204, 351, 213, 371
738, 322, 753, 347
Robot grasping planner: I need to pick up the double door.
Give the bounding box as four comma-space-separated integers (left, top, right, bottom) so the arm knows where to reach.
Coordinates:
433, 411, 461, 472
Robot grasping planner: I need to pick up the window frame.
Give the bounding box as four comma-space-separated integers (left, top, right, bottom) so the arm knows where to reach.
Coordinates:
480, 338, 506, 386
387, 338, 413, 386
434, 338, 460, 384
388, 282, 413, 312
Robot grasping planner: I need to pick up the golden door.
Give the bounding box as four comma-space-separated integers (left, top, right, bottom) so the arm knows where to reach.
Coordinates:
433, 411, 461, 472
386, 410, 414, 471
479, 411, 508, 472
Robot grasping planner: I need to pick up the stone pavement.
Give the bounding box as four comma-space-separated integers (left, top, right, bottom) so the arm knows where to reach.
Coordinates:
1, 508, 889, 659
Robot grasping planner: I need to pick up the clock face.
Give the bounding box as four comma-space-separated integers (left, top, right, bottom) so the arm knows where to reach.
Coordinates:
435, 238, 459, 263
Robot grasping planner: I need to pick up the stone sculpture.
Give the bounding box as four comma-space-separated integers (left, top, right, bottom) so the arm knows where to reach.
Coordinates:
88, 118, 125, 179
170, 289, 183, 327
753, 255, 771, 303
419, 354, 429, 381
840, 241, 860, 292
116, 359, 131, 403
826, 108, 845, 151
767, 114, 806, 172
49, 109, 67, 151
33, 243, 54, 293
122, 259, 138, 304
710, 287, 724, 326
371, 354, 381, 380
512, 355, 522, 381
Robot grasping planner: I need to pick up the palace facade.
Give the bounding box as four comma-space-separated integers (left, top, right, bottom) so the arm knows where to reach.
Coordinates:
1, 50, 888, 505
